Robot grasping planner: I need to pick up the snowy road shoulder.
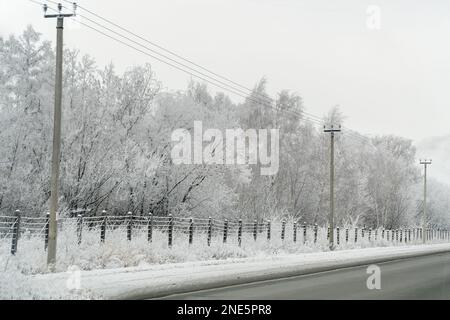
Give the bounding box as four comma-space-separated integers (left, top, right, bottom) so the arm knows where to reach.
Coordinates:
28, 243, 450, 299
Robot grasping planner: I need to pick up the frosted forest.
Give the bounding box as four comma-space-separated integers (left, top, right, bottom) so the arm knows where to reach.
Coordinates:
1, 26, 450, 230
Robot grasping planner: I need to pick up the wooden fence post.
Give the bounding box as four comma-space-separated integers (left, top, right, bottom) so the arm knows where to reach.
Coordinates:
77, 214, 83, 245
127, 211, 133, 241
168, 214, 173, 248
253, 219, 258, 241
44, 212, 50, 250
336, 227, 340, 245
303, 223, 307, 244
293, 222, 297, 243
354, 227, 358, 243
207, 217, 212, 247
238, 219, 242, 247
223, 219, 228, 244
100, 210, 106, 242
189, 218, 194, 245
147, 213, 153, 243
314, 224, 318, 243
11, 210, 21, 255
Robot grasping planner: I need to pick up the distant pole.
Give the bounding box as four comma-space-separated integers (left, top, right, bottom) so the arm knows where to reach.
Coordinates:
324, 124, 341, 250
420, 159, 432, 244
43, 2, 77, 267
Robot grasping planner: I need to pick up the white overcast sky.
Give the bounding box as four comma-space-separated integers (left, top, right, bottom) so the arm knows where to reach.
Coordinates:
1, 0, 450, 143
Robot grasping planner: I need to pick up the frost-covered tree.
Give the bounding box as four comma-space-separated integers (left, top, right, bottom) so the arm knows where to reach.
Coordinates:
0, 26, 448, 230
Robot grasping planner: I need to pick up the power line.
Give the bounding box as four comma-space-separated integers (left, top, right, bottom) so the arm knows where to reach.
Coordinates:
60, 0, 259, 96
59, 0, 327, 127
54, 0, 328, 125
40, 2, 310, 120
50, 1, 358, 140
341, 127, 378, 151
31, 1, 378, 147
38, 2, 328, 130
50, 2, 279, 106
46, 1, 268, 102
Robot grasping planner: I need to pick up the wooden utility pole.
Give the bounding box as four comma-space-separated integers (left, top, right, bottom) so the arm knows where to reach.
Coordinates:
324, 125, 341, 250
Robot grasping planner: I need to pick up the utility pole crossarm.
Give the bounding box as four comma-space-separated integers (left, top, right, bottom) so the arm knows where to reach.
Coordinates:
43, 2, 77, 19
419, 160, 432, 165
323, 125, 342, 133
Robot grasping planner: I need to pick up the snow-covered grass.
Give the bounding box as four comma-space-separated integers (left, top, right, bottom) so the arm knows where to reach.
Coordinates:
3, 243, 450, 300
0, 222, 447, 299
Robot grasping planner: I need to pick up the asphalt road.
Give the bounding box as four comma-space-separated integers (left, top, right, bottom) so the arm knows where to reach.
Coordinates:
162, 251, 450, 299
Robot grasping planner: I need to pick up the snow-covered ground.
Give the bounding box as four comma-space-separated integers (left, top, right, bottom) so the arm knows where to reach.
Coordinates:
2, 242, 450, 299
1, 223, 447, 299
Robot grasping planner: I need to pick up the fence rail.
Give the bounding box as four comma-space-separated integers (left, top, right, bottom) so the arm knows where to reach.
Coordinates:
1, 211, 449, 255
